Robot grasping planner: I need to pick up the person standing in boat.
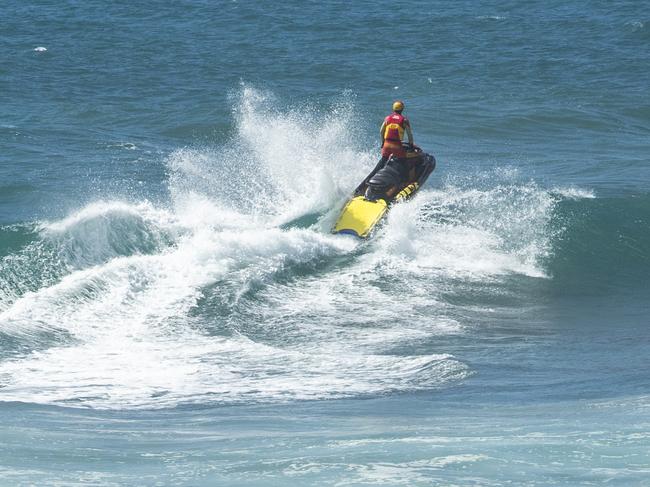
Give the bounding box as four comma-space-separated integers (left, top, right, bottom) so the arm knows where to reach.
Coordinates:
379, 100, 414, 164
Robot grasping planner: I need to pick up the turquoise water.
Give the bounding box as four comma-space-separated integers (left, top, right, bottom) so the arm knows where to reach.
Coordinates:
2, 1, 649, 485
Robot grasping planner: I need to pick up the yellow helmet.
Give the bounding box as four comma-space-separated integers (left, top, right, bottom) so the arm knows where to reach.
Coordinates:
392, 100, 404, 112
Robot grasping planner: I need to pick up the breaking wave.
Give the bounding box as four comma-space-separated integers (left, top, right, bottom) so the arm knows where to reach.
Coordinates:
0, 87, 604, 409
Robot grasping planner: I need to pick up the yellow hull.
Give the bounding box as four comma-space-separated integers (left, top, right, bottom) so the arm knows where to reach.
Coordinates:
332, 196, 388, 238
332, 182, 420, 238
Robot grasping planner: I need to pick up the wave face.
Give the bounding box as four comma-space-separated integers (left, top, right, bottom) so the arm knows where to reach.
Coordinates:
0, 88, 604, 409
549, 194, 650, 293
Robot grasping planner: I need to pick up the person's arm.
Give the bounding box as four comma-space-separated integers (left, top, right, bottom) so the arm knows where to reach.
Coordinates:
404, 120, 414, 144
379, 121, 386, 146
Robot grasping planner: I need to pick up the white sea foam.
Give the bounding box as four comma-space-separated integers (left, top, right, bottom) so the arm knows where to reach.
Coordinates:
283, 455, 489, 485
0, 88, 567, 409
626, 20, 645, 31
42, 200, 175, 235
0, 224, 377, 408
552, 186, 596, 200
37, 201, 184, 271
477, 15, 506, 21
168, 85, 372, 227
2, 195, 463, 408
376, 179, 557, 279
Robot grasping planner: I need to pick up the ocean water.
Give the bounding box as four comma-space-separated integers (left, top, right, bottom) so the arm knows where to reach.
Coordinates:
1, 0, 649, 485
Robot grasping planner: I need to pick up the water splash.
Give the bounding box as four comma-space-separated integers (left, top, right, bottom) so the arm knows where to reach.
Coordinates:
168, 85, 374, 226
0, 88, 584, 409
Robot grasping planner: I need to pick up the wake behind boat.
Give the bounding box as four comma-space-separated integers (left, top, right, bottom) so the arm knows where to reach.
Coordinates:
333, 143, 436, 238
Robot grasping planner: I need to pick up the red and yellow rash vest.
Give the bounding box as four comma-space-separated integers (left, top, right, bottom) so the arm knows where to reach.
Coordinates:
383, 113, 406, 142
382, 113, 408, 158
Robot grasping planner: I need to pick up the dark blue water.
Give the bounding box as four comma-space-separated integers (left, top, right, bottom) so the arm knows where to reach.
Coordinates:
2, 1, 649, 485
